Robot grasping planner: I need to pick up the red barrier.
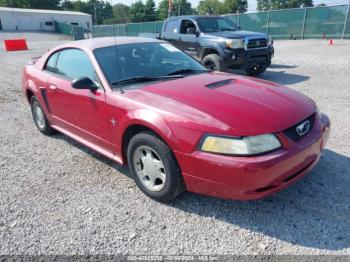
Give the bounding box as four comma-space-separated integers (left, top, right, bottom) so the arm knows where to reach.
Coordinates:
4, 39, 28, 51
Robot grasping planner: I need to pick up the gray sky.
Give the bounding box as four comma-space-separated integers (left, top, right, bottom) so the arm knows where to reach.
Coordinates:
109, 0, 348, 12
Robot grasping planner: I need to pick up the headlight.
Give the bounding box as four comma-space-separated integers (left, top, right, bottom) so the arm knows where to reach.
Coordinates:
268, 36, 273, 46
226, 39, 244, 49
200, 134, 281, 156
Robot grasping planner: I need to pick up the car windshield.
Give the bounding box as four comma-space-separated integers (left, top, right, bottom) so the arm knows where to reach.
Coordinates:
195, 17, 239, 33
93, 42, 208, 89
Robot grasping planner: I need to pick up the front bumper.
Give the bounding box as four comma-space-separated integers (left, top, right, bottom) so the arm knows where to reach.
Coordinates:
174, 114, 330, 200
224, 46, 274, 70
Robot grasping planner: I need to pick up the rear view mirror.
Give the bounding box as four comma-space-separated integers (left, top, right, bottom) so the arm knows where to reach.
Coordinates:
71, 77, 99, 91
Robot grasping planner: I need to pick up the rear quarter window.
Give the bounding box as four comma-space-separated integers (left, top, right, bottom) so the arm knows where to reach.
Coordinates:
164, 20, 180, 34
45, 52, 60, 73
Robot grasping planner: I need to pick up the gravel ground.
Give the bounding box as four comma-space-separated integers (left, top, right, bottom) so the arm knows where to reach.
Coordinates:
0, 32, 349, 256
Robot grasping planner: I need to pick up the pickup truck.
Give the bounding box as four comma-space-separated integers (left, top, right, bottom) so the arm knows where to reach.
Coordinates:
157, 15, 274, 76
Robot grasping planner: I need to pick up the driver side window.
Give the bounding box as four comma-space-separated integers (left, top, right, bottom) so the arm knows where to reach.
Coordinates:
180, 20, 196, 34
55, 49, 96, 81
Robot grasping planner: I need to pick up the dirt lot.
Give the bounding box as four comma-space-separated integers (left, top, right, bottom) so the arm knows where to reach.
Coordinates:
0, 32, 349, 256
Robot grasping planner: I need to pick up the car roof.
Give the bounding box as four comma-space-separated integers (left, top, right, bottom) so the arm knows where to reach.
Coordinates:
57, 37, 164, 51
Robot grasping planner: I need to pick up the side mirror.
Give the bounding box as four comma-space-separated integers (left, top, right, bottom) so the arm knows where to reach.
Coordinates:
195, 30, 200, 37
71, 77, 99, 91
186, 27, 196, 35
238, 26, 241, 30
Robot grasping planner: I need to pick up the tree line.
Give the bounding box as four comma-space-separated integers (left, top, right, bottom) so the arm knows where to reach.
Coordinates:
0, 0, 316, 25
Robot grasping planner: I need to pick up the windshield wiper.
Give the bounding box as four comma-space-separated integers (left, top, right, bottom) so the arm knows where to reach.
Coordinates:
166, 69, 210, 76
111, 75, 183, 86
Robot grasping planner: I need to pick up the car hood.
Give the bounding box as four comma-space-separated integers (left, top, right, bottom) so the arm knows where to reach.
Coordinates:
204, 30, 267, 39
124, 73, 315, 136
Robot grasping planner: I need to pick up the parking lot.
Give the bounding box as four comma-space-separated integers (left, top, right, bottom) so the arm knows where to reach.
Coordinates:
0, 32, 349, 255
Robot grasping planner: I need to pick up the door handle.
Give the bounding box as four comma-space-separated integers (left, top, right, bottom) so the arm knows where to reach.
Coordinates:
49, 84, 57, 90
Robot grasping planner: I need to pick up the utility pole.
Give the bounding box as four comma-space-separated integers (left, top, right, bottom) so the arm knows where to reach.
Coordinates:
94, 3, 97, 25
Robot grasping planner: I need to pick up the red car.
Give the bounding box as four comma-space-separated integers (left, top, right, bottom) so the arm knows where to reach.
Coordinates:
22, 37, 330, 202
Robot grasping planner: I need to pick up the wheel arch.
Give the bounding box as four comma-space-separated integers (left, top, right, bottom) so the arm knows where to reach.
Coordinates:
118, 114, 180, 165
200, 44, 224, 60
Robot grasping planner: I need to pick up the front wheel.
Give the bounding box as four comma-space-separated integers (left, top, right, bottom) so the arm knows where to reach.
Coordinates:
127, 132, 185, 202
245, 63, 268, 76
202, 54, 227, 72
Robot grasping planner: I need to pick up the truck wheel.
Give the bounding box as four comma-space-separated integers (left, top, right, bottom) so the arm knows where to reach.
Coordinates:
245, 63, 267, 76
202, 54, 227, 72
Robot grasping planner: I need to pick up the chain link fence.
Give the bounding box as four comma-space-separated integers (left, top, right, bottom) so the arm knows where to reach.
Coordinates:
92, 4, 350, 39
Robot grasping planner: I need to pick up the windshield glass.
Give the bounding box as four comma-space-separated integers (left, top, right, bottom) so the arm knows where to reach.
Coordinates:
93, 42, 207, 89
196, 17, 239, 33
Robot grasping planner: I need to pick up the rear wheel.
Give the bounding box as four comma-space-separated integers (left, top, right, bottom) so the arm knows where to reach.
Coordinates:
30, 96, 55, 135
127, 132, 185, 202
245, 63, 267, 76
202, 54, 227, 72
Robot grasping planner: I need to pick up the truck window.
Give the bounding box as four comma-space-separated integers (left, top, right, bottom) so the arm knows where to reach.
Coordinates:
164, 20, 179, 34
180, 20, 196, 34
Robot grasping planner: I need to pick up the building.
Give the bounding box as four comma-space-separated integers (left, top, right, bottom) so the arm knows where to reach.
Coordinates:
0, 7, 92, 31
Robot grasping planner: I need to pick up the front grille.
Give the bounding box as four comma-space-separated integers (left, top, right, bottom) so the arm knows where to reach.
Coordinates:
283, 113, 315, 142
247, 38, 268, 49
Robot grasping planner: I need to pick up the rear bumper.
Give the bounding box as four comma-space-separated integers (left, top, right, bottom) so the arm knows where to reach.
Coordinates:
174, 114, 330, 200
224, 46, 274, 70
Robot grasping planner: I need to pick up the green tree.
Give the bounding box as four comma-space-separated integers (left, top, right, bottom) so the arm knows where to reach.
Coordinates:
28, 0, 61, 9
61, 0, 74, 11
67, 0, 113, 24
104, 3, 129, 24
129, 0, 146, 22
257, 0, 313, 11
0, 0, 28, 8
144, 0, 157, 21
197, 0, 226, 15
172, 0, 195, 16
0, 0, 61, 9
223, 0, 247, 14
157, 0, 169, 20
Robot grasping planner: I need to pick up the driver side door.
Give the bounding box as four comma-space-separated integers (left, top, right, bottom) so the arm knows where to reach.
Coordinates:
179, 19, 200, 58
44, 48, 113, 152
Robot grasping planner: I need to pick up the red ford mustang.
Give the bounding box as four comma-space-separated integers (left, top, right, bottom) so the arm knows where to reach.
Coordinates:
22, 37, 330, 202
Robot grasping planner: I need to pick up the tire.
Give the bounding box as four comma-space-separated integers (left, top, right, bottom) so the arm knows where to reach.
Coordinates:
30, 96, 56, 135
127, 131, 185, 202
245, 63, 268, 76
202, 54, 227, 72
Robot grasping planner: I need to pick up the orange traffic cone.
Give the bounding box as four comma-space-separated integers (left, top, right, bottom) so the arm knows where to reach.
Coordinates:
329, 39, 333, 45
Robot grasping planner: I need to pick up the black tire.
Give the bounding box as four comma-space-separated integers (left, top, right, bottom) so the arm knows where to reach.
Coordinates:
202, 54, 227, 72
127, 131, 185, 202
30, 96, 56, 135
245, 63, 268, 76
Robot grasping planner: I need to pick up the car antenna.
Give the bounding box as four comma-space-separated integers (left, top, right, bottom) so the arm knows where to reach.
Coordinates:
114, 36, 124, 94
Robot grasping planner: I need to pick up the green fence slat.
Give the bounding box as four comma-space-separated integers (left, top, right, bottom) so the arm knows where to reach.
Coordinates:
126, 23, 142, 36
304, 5, 348, 39
269, 9, 305, 39
240, 12, 269, 33
345, 10, 350, 39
